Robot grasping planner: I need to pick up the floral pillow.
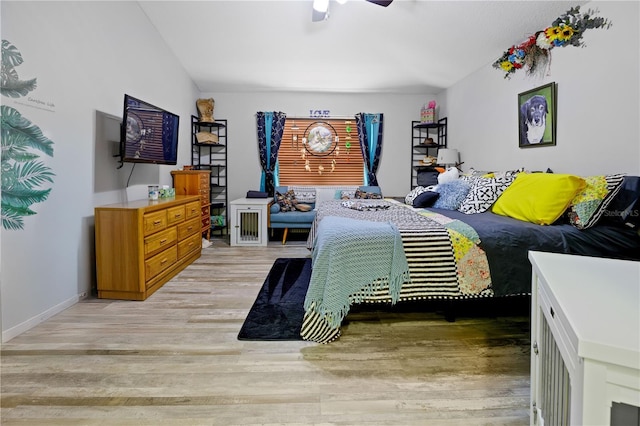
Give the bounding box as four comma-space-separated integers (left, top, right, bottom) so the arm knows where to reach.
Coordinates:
458, 175, 515, 214
275, 190, 297, 212
567, 173, 625, 229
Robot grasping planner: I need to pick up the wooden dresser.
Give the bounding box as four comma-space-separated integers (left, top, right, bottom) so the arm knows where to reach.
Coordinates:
171, 170, 211, 239
95, 195, 202, 300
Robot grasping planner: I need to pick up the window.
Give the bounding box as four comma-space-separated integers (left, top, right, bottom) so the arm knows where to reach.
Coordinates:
278, 118, 365, 186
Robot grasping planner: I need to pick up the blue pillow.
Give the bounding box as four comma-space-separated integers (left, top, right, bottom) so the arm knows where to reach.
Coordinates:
433, 180, 471, 210
413, 191, 439, 208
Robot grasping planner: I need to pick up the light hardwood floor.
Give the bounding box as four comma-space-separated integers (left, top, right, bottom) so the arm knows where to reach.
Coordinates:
1, 238, 531, 425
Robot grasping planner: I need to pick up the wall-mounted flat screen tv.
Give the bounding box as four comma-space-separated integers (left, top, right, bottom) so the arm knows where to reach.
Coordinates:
120, 94, 179, 165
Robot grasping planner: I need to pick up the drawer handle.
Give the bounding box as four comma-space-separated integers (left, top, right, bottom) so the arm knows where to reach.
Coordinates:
187, 226, 193, 231
160, 238, 167, 244
160, 258, 168, 265
174, 213, 182, 219
153, 220, 162, 225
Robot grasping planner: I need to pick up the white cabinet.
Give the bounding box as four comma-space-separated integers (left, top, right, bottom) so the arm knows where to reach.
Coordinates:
230, 198, 272, 246
529, 251, 640, 426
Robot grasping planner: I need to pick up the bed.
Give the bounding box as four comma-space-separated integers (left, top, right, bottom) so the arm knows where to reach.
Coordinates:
300, 175, 640, 343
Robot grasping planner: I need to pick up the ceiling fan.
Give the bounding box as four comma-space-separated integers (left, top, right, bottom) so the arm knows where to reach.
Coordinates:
312, 0, 394, 22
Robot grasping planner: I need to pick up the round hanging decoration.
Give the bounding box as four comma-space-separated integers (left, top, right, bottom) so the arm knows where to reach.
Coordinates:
303, 122, 338, 156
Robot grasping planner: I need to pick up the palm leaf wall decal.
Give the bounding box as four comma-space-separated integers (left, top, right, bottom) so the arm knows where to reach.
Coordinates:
1, 206, 33, 231
2, 40, 25, 67
1, 40, 37, 98
1, 106, 54, 156
2, 151, 40, 163
1, 186, 52, 208
14, 160, 55, 187
1, 40, 55, 230
1, 77, 38, 98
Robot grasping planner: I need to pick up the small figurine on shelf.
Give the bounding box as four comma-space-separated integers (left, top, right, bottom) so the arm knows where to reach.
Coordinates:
196, 98, 215, 123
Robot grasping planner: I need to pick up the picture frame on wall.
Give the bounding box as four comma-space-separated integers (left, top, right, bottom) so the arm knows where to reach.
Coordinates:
518, 82, 557, 148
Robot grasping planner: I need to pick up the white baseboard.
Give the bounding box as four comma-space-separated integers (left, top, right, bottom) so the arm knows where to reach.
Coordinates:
2, 293, 83, 343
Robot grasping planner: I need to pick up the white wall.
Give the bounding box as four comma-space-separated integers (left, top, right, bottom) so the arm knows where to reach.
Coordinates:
202, 92, 438, 201
1, 1, 199, 341
442, 1, 639, 176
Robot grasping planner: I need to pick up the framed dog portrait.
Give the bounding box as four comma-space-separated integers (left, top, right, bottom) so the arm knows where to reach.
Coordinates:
518, 82, 557, 148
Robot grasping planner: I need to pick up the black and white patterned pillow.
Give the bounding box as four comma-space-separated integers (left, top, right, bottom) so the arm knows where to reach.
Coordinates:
294, 190, 316, 204
405, 186, 429, 205
458, 175, 515, 214
340, 190, 356, 199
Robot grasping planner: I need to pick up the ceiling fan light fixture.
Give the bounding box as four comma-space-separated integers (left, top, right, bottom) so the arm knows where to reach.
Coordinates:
311, 0, 392, 22
312, 0, 329, 13
312, 0, 329, 21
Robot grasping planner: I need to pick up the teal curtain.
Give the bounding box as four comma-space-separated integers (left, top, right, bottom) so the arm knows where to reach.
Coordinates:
256, 111, 286, 194
355, 113, 383, 186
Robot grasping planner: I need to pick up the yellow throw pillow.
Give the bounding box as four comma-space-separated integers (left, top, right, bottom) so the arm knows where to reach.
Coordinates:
492, 173, 586, 225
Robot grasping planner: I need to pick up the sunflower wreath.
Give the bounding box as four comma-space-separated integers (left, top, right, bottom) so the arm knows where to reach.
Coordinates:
493, 6, 612, 79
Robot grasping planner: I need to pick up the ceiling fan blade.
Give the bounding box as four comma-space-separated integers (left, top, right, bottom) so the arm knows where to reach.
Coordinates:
366, 0, 393, 6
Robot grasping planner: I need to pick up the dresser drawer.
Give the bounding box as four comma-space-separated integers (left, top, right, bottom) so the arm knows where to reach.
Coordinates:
177, 217, 200, 240
201, 205, 211, 217
166, 205, 186, 225
144, 227, 177, 259
143, 210, 167, 236
201, 207, 211, 228
145, 245, 178, 282
199, 189, 210, 203
199, 172, 209, 188
178, 233, 201, 259
185, 201, 201, 220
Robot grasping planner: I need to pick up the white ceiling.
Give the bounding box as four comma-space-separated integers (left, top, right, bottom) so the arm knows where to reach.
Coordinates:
138, 0, 586, 94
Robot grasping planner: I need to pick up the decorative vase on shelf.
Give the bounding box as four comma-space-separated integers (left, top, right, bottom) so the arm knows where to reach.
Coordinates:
196, 98, 215, 123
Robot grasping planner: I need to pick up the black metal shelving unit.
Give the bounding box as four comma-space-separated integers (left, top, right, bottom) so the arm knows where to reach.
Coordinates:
411, 117, 447, 189
191, 116, 228, 236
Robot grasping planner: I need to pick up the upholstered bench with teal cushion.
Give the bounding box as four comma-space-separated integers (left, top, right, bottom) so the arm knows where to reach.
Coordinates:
268, 185, 382, 244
